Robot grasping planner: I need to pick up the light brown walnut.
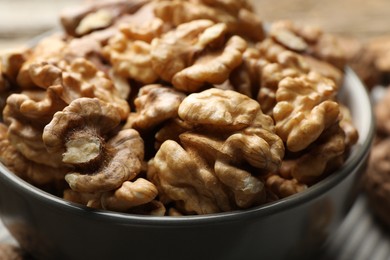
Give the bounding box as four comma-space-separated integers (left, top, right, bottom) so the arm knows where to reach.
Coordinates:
273, 72, 340, 152
103, 31, 159, 84
151, 19, 246, 92
149, 89, 284, 213
29, 58, 130, 120
375, 87, 390, 136
130, 84, 186, 130
3, 91, 66, 167
0, 123, 68, 186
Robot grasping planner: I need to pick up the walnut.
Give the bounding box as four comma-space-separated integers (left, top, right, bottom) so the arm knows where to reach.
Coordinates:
103, 32, 159, 84
149, 89, 284, 213
258, 50, 310, 115
279, 124, 346, 184
154, 118, 193, 150
3, 91, 66, 167
118, 2, 166, 43
16, 35, 67, 89
269, 20, 347, 69
0, 123, 68, 186
60, 0, 148, 36
43, 98, 143, 193
129, 84, 186, 130
273, 72, 340, 152
154, 0, 263, 41
265, 174, 307, 199
29, 58, 130, 120
148, 139, 232, 214
229, 47, 267, 99
0, 48, 27, 86
363, 138, 390, 228
101, 178, 158, 212
150, 19, 247, 92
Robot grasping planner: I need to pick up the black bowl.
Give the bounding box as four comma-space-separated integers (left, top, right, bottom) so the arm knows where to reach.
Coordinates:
0, 68, 374, 260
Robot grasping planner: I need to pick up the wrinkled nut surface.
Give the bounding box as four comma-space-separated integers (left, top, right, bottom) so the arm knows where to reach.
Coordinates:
279, 124, 346, 184
154, 0, 263, 41
0, 0, 359, 216
101, 178, 158, 212
265, 174, 307, 199
273, 72, 340, 152
148, 139, 232, 214
43, 98, 143, 193
103, 32, 159, 83
130, 84, 186, 130
151, 19, 246, 92
150, 89, 284, 212
0, 123, 68, 186
3, 92, 66, 167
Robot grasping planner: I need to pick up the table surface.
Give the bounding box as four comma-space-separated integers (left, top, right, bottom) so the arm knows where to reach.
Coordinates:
0, 0, 390, 259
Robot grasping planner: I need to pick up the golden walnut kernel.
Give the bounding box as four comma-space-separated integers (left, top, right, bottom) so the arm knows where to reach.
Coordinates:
43, 98, 144, 193
273, 72, 340, 152
151, 19, 247, 92
129, 84, 186, 130
149, 89, 284, 213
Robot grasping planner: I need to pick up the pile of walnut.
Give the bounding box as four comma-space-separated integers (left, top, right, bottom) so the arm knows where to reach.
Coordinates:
0, 0, 358, 216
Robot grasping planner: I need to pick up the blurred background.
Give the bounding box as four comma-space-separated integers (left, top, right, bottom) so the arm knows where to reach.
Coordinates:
0, 0, 390, 49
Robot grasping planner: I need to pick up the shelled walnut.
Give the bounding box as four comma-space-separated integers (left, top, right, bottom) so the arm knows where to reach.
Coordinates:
0, 0, 359, 216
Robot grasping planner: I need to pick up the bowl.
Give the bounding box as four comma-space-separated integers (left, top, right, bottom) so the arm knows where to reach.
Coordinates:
0, 67, 374, 260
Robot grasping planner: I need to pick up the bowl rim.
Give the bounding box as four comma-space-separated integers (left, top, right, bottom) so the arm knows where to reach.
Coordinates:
0, 67, 375, 226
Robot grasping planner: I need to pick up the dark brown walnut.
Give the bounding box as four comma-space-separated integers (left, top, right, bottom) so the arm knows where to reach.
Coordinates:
339, 104, 359, 148
363, 138, 390, 228
154, 0, 263, 41
43, 98, 143, 193
0, 123, 68, 186
101, 178, 158, 212
273, 72, 340, 152
229, 47, 267, 99
149, 89, 284, 214
265, 174, 307, 199
278, 124, 346, 184
269, 20, 347, 70
60, 0, 149, 36
128, 84, 186, 130
151, 19, 247, 92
